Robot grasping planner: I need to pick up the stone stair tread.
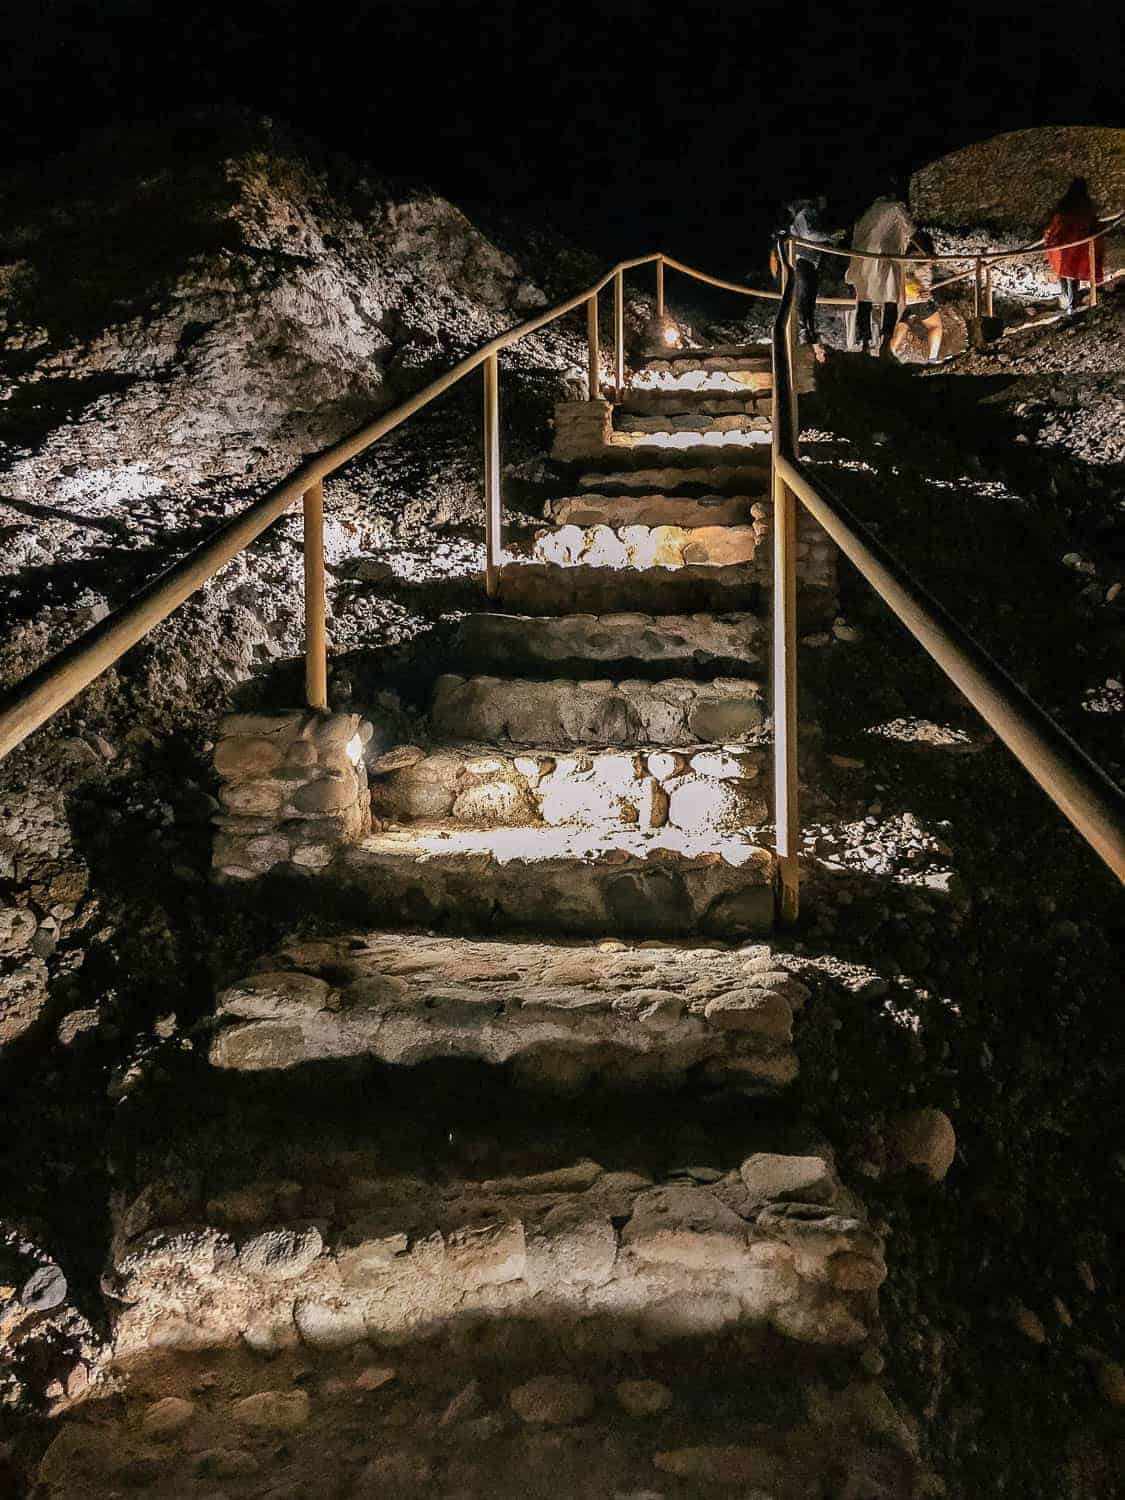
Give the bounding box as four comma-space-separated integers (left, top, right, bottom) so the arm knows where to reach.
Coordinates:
616, 413, 769, 436
546, 493, 758, 527
333, 822, 775, 937
576, 467, 768, 495
108, 1062, 887, 1366
207, 928, 805, 1090
453, 609, 765, 671
618, 389, 770, 416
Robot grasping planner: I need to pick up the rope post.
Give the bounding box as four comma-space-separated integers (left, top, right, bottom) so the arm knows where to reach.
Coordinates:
655, 256, 665, 320
483, 352, 502, 599
303, 480, 328, 712
614, 268, 625, 400
772, 238, 800, 924
586, 293, 600, 402
1089, 239, 1099, 308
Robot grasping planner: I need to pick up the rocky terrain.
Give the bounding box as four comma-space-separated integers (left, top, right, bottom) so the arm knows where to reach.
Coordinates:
2, 121, 1125, 1498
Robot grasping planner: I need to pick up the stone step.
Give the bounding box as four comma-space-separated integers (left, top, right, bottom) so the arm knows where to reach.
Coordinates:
36, 1336, 919, 1498
429, 674, 764, 747
496, 560, 764, 615
576, 466, 768, 496
370, 741, 769, 833
332, 823, 776, 938
618, 388, 771, 417
522, 522, 758, 570
616, 412, 769, 435
640, 344, 773, 372
207, 930, 804, 1092
106, 1072, 888, 1366
609, 430, 772, 466
546, 492, 757, 528
452, 610, 766, 675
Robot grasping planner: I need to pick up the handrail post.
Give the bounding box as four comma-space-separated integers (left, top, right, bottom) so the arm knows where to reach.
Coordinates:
1089, 239, 1098, 308
655, 256, 665, 320
771, 236, 800, 924
586, 292, 600, 402
303, 480, 328, 712
972, 257, 983, 344
483, 352, 502, 599
614, 268, 625, 400
984, 262, 994, 318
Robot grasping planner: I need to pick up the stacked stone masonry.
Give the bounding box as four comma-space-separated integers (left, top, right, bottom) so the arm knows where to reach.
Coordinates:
207, 932, 803, 1091
371, 743, 769, 832
213, 711, 373, 880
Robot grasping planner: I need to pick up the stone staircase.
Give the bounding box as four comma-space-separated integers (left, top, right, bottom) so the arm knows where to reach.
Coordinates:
32, 343, 928, 1498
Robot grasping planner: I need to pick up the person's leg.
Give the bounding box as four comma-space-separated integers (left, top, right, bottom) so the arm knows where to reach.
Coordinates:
856, 300, 873, 350
795, 258, 818, 343
924, 311, 943, 362
878, 301, 898, 356
1063, 277, 1078, 312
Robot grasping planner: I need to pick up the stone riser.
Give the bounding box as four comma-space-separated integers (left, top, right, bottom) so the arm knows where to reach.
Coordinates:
207, 931, 804, 1090
546, 493, 757, 528
371, 743, 769, 833
497, 561, 765, 616
109, 1129, 883, 1363
525, 522, 758, 571
429, 674, 763, 747
452, 611, 766, 674
619, 390, 771, 416
577, 466, 768, 496
333, 834, 774, 938
616, 413, 770, 436
606, 435, 772, 468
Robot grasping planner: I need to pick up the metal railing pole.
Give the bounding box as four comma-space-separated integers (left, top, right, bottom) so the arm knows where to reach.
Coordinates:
772, 237, 800, 923
586, 293, 600, 402
1089, 239, 1099, 308
985, 263, 994, 318
973, 257, 983, 342
656, 256, 665, 320
303, 480, 328, 712
483, 352, 502, 599
614, 268, 625, 400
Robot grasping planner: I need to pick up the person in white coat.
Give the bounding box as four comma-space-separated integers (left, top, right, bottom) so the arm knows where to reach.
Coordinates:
846, 188, 916, 355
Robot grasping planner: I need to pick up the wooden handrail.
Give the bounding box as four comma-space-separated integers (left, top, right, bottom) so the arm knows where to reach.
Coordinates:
769, 241, 1125, 899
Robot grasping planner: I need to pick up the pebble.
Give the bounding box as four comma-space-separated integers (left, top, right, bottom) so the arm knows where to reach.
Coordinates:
142, 1396, 195, 1437
440, 1379, 483, 1426
887, 1108, 956, 1182
1011, 1304, 1048, 1344
616, 1379, 673, 1417
355, 1364, 397, 1391
1097, 1360, 1125, 1408
231, 1390, 311, 1431
509, 1374, 595, 1425
653, 1445, 779, 1486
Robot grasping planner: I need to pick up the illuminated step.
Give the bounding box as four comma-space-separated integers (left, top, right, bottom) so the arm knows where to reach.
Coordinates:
370, 741, 769, 832
334, 821, 776, 937
453, 610, 766, 673
429, 673, 764, 747
546, 492, 757, 527
524, 522, 758, 570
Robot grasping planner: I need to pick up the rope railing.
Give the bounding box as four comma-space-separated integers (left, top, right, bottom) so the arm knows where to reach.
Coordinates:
1, 227, 1123, 911
768, 236, 1125, 913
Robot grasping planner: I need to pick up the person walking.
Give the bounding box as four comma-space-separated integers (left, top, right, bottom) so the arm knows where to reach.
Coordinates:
846, 186, 915, 356
1044, 178, 1103, 314
780, 196, 838, 358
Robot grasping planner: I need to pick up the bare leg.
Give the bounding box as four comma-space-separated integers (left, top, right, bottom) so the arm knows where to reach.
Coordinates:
924, 312, 943, 362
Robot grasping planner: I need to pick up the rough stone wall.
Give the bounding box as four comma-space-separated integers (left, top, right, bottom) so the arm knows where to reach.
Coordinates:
212, 712, 373, 879
910, 126, 1125, 231
550, 400, 615, 461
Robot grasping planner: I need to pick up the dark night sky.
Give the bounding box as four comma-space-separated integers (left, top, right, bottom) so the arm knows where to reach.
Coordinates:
3, 0, 1123, 265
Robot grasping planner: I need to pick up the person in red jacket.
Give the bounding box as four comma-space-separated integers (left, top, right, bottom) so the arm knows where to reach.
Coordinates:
1044, 178, 1104, 314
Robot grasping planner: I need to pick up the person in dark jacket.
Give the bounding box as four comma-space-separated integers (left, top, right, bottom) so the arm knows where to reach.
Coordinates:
780, 196, 839, 355
1044, 177, 1104, 313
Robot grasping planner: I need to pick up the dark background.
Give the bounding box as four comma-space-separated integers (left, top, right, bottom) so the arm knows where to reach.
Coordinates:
3, 0, 1123, 265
